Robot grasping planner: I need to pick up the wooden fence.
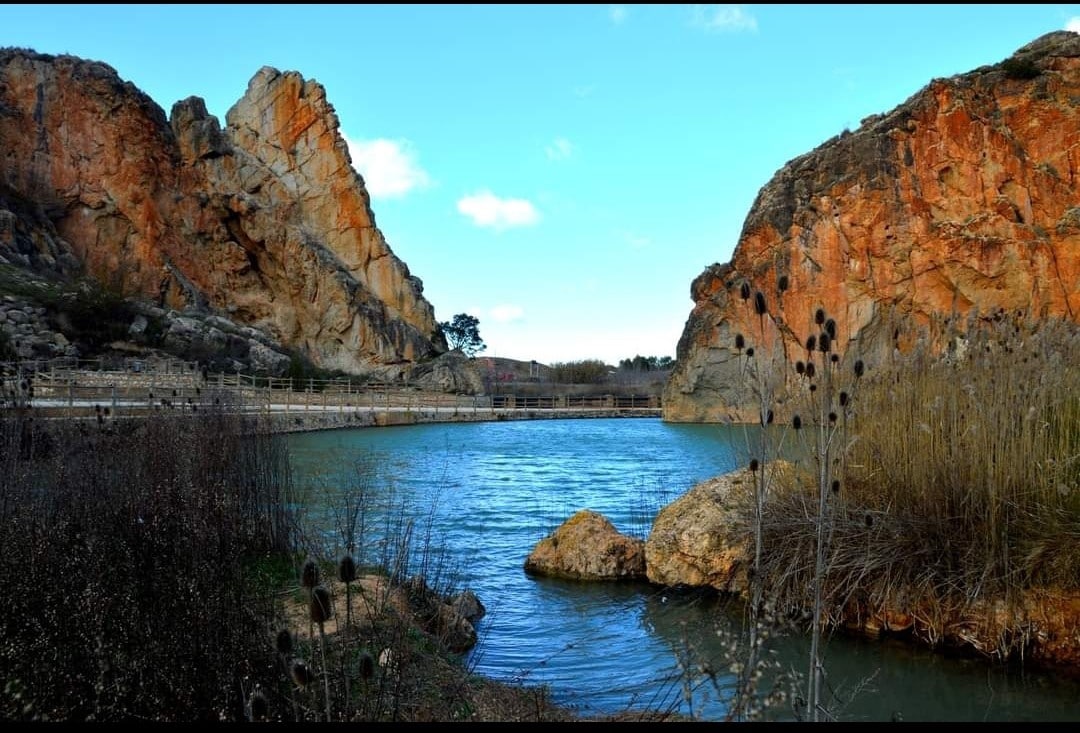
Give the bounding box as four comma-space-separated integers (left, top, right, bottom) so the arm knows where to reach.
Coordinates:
0, 361, 661, 417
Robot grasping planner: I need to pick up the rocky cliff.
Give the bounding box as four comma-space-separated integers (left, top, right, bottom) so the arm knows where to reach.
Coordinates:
664, 32, 1080, 422
0, 48, 445, 374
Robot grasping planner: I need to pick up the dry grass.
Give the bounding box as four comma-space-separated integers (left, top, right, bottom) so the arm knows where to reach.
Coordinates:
730, 312, 1079, 661
0, 406, 296, 721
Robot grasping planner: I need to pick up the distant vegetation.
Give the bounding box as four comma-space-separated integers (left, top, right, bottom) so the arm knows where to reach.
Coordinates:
545, 355, 674, 385
438, 313, 486, 357
617, 355, 673, 372
546, 359, 610, 384
0, 265, 165, 354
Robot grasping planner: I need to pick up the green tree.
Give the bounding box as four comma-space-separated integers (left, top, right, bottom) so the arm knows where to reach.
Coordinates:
439, 313, 486, 357
549, 359, 610, 384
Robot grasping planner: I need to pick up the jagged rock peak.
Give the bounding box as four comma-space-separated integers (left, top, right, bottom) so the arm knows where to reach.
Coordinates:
0, 47, 448, 376
664, 31, 1080, 422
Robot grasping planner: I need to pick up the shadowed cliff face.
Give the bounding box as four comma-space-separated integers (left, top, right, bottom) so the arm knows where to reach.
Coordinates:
0, 49, 446, 373
664, 32, 1080, 422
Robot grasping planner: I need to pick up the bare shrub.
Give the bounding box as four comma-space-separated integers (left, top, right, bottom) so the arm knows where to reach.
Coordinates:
0, 407, 297, 721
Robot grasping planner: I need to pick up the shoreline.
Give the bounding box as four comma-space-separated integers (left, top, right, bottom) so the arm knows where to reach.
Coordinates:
2, 403, 663, 433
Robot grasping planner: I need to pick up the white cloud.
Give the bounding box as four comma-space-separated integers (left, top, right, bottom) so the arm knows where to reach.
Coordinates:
1067, 17, 1080, 33
690, 4, 758, 33
610, 5, 627, 25
341, 133, 431, 199
456, 191, 540, 230
545, 136, 574, 161
490, 304, 525, 323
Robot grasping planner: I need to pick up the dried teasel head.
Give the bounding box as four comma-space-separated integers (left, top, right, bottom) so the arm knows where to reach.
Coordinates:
754, 291, 767, 316
825, 318, 837, 340
338, 555, 357, 584
792, 415, 802, 430
275, 629, 293, 656
777, 274, 789, 293
290, 659, 312, 688
815, 308, 826, 326
735, 333, 745, 350
831, 480, 840, 494
300, 558, 320, 590
749, 459, 759, 472
310, 585, 333, 625
819, 332, 831, 353
745, 347, 755, 358
358, 650, 376, 681
805, 362, 816, 379
740, 281, 751, 301
795, 361, 805, 375
806, 334, 816, 352
854, 359, 865, 378
248, 689, 269, 721
839, 391, 849, 407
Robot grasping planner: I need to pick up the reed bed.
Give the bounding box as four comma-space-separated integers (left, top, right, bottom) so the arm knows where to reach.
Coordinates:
741, 312, 1079, 659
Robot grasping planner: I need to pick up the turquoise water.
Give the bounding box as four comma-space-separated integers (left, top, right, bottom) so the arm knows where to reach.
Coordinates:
286, 418, 1080, 722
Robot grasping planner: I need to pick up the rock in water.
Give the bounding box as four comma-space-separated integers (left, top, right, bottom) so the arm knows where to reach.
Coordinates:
524, 509, 646, 581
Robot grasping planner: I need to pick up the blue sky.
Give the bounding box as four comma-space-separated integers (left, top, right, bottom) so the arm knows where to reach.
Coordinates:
4, 4, 1078, 365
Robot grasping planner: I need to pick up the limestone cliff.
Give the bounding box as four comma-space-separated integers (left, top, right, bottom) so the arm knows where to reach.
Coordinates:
0, 48, 446, 374
664, 32, 1080, 422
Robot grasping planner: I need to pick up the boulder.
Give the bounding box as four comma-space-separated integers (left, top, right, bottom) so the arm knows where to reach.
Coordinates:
644, 470, 751, 592
524, 509, 646, 581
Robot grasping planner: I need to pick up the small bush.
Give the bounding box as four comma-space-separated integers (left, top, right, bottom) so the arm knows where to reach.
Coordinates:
1002, 56, 1040, 80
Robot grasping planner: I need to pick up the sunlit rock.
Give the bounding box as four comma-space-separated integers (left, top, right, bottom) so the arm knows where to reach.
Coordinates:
525, 510, 646, 581
665, 31, 1080, 422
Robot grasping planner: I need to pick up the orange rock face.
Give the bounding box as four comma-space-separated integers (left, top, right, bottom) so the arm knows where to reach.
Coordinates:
664, 32, 1080, 422
0, 49, 444, 373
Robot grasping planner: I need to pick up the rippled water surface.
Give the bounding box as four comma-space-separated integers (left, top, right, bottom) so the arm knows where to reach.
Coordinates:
286, 418, 1080, 722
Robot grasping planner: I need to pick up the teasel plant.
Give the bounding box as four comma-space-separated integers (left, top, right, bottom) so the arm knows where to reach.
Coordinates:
310, 584, 335, 721
246, 687, 269, 722
792, 306, 865, 722
338, 555, 357, 632
276, 628, 300, 720
300, 557, 320, 649
723, 274, 793, 721
289, 656, 314, 719
337, 554, 357, 712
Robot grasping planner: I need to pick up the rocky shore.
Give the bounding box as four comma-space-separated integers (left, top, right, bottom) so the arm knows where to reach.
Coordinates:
527, 464, 1080, 675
